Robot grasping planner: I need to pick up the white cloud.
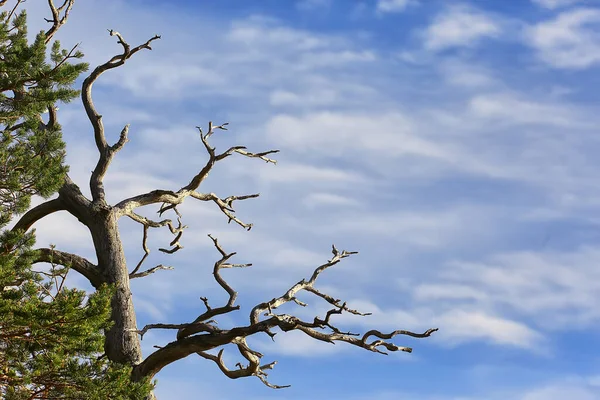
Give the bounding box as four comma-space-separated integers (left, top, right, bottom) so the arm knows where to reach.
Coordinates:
302, 192, 361, 208
526, 8, 600, 68
376, 0, 414, 14
228, 160, 365, 185
265, 111, 455, 161
415, 246, 600, 330
424, 6, 501, 51
325, 207, 481, 248
521, 381, 599, 400
438, 60, 497, 88
531, 0, 585, 10
467, 92, 584, 127
413, 284, 488, 302
435, 310, 542, 349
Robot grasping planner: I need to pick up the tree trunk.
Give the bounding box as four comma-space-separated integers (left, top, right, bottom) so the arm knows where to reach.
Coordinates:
89, 205, 142, 364
87, 205, 157, 399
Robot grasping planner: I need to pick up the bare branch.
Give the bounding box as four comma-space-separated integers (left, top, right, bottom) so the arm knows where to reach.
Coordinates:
176, 235, 250, 340
11, 172, 92, 235
44, 0, 75, 44
128, 321, 218, 340
304, 286, 371, 317
124, 209, 187, 256
11, 198, 65, 233
31, 248, 104, 289
83, 29, 160, 203
250, 245, 358, 325
128, 225, 149, 277
113, 123, 130, 152
190, 192, 259, 230
56, 174, 93, 224
131, 245, 436, 385
197, 337, 290, 389
129, 264, 173, 280
114, 123, 277, 227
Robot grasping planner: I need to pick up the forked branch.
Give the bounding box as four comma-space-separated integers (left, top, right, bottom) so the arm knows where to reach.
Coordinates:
176, 234, 250, 339
83, 28, 160, 203
123, 209, 185, 281
44, 0, 75, 43
130, 241, 437, 388
114, 122, 278, 229
197, 337, 290, 389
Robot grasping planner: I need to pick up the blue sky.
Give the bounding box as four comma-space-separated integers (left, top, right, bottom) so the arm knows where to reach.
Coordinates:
19, 0, 600, 398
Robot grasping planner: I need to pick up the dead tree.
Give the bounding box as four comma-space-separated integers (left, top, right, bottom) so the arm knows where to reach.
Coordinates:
12, 7, 437, 397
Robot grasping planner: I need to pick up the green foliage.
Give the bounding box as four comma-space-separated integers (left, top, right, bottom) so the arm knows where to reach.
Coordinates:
0, 6, 87, 223
0, 4, 153, 399
0, 238, 153, 399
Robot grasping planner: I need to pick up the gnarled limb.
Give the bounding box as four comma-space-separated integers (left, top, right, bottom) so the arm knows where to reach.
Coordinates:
197, 337, 290, 389
190, 192, 259, 231
176, 235, 250, 340
114, 122, 278, 222
82, 29, 160, 203
129, 241, 437, 386
250, 245, 361, 326
124, 209, 187, 271
32, 247, 104, 289
54, 174, 93, 226
9, 175, 88, 239
129, 264, 173, 280
11, 198, 64, 233
113, 124, 276, 286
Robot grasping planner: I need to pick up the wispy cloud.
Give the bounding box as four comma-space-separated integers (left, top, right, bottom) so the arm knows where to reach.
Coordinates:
520, 379, 600, 400
423, 5, 501, 51
415, 246, 600, 330
526, 8, 600, 68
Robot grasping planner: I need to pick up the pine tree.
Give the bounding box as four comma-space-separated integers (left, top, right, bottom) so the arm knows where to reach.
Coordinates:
0, 2, 152, 398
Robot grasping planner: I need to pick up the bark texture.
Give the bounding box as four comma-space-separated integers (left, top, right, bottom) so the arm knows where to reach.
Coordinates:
88, 206, 142, 364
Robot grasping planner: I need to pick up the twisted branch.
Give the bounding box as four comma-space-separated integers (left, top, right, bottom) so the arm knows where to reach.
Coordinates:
129, 264, 173, 280
197, 337, 290, 389
125, 209, 187, 258
130, 243, 437, 387
82, 29, 160, 203
190, 193, 259, 231
44, 0, 75, 43
249, 245, 359, 326
114, 122, 278, 229
124, 210, 182, 279
11, 198, 65, 233
176, 235, 251, 340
